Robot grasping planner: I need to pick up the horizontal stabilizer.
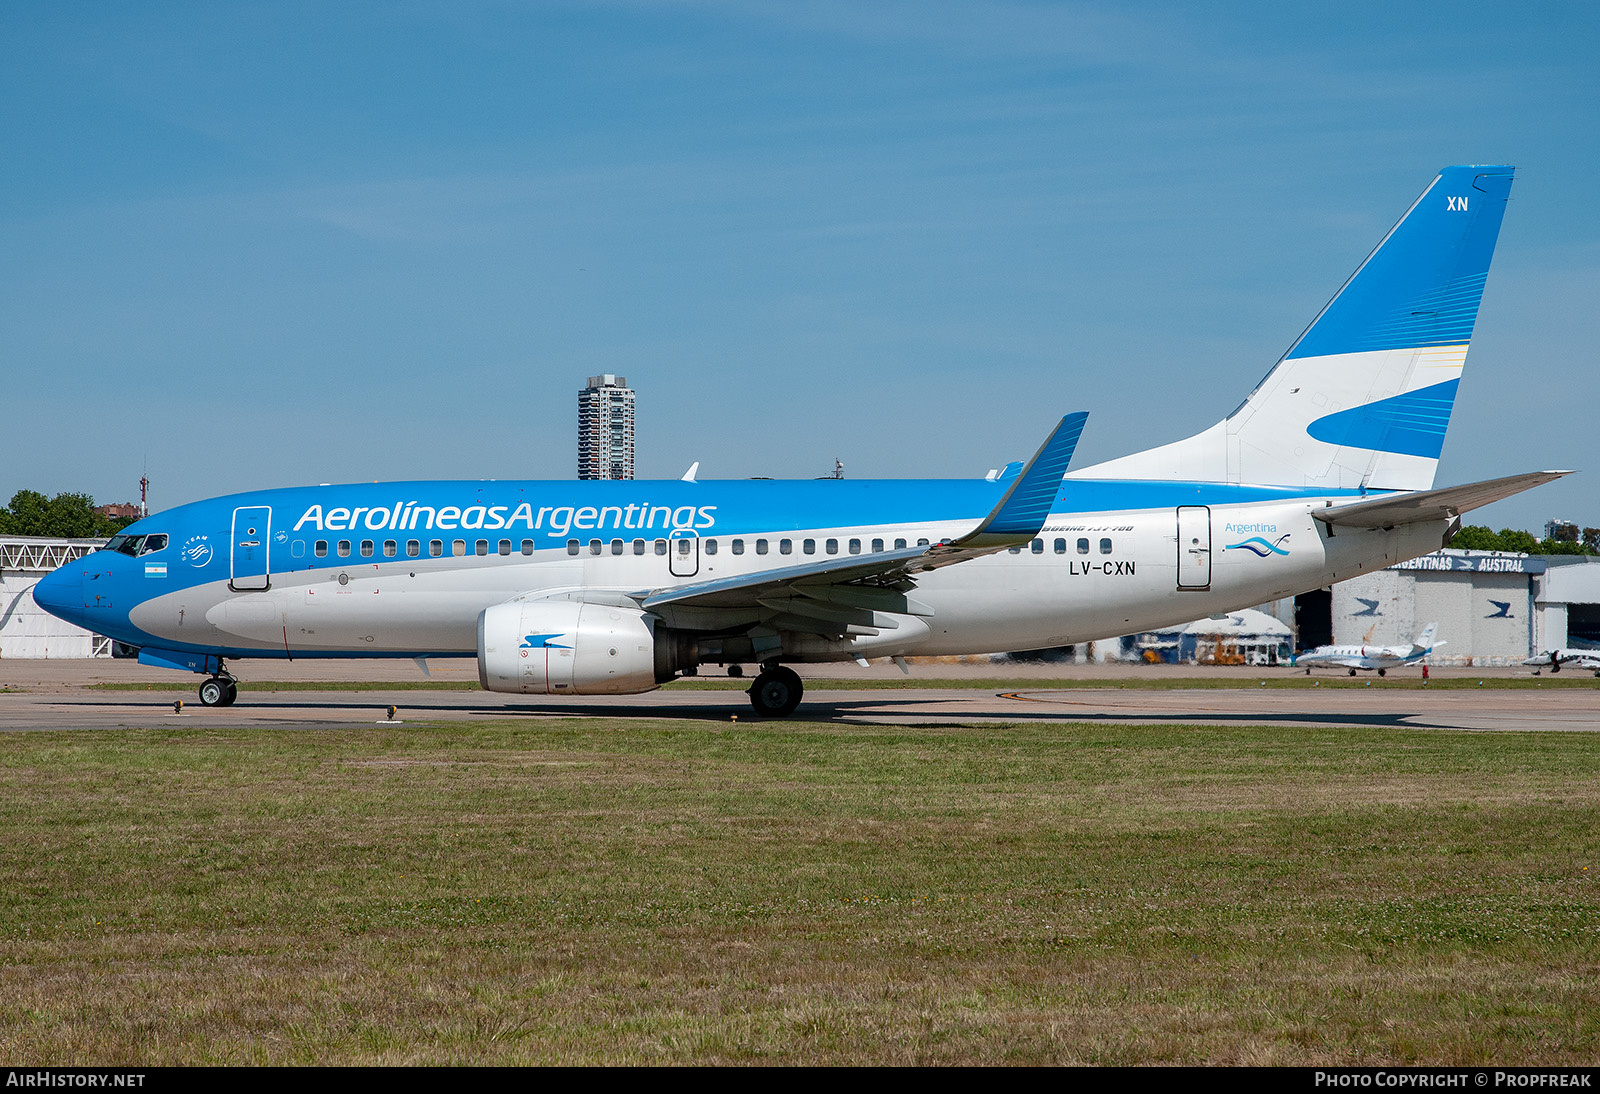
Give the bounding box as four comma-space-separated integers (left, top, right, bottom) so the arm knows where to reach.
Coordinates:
1314, 470, 1571, 530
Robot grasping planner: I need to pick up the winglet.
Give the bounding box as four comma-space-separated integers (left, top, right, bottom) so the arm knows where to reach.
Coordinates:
953, 413, 1087, 549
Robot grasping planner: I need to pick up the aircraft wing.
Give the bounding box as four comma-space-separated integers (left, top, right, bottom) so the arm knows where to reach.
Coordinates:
1314, 470, 1572, 531
633, 413, 1088, 626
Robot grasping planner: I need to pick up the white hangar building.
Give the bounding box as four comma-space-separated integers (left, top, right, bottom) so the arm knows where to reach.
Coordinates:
1295, 549, 1599, 666
0, 536, 113, 659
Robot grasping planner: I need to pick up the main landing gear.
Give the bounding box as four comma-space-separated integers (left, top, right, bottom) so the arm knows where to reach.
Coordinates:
747, 664, 803, 718
197, 671, 238, 707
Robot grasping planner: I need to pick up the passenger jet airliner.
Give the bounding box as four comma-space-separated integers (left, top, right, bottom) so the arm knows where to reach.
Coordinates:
33, 166, 1569, 716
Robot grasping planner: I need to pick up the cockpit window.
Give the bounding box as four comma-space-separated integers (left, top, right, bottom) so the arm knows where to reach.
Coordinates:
106, 533, 167, 557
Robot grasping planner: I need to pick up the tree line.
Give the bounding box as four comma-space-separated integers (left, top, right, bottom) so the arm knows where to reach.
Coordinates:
1447, 523, 1599, 556
0, 490, 138, 538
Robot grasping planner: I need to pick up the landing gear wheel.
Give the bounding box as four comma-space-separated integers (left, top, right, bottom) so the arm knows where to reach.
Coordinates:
1377, 668, 1387, 677
1348, 669, 1357, 677
748, 666, 803, 718
198, 677, 239, 707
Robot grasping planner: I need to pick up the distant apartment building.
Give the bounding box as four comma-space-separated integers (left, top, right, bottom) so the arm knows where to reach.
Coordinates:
578, 374, 635, 480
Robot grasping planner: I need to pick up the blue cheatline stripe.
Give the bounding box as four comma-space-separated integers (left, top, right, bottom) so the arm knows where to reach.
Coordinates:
985, 412, 1088, 536
1288, 167, 1513, 360
1305, 378, 1460, 459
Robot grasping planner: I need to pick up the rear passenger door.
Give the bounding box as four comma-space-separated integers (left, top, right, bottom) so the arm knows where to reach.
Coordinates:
1176, 506, 1210, 590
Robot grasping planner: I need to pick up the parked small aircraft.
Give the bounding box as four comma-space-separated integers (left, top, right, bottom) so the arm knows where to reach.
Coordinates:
1523, 649, 1600, 675
1296, 624, 1444, 676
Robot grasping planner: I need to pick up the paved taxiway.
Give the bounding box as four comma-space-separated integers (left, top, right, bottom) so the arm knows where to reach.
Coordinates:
1, 660, 1595, 732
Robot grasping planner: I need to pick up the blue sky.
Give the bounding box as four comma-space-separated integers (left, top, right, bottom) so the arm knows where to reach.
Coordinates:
3, 1, 1596, 532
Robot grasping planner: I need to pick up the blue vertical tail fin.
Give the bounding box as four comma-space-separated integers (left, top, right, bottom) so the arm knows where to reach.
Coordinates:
1073, 166, 1515, 491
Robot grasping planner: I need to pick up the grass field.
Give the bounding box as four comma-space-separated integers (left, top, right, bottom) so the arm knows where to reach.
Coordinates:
2, 717, 1598, 1064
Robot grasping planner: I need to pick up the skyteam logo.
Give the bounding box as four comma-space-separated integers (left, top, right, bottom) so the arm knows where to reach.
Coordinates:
1223, 522, 1291, 558
180, 535, 213, 567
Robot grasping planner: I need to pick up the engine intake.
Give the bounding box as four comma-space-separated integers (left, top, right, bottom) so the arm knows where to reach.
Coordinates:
478, 600, 689, 695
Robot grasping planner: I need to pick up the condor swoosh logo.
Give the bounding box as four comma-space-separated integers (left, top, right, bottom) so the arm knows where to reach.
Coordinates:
520, 633, 573, 650
1225, 534, 1291, 557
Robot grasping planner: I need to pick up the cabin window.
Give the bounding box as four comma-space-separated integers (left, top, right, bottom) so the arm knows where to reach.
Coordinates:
337, 541, 351, 558
654, 539, 667, 555
495, 539, 510, 555
588, 539, 602, 555
917, 538, 929, 547
826, 539, 838, 554
567, 540, 580, 556
894, 538, 906, 549
474, 540, 488, 556
1077, 538, 1090, 555
871, 538, 884, 552
359, 541, 373, 558
1100, 538, 1113, 554
849, 538, 861, 555
803, 539, 816, 555
1054, 538, 1066, 554
408, 540, 421, 557
453, 540, 467, 557
384, 540, 397, 558
430, 540, 444, 557
678, 539, 692, 557
633, 539, 646, 555
1031, 539, 1044, 554
780, 539, 792, 555
291, 540, 305, 559
1008, 546, 1022, 554
314, 541, 328, 558
611, 539, 624, 555
732, 539, 745, 555
755, 539, 768, 555
522, 540, 535, 555
704, 539, 718, 555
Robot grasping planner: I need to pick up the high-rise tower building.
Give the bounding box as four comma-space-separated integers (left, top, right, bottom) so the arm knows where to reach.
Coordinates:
578, 374, 636, 480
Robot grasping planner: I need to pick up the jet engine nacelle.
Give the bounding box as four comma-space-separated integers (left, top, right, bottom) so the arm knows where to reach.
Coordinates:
478, 600, 669, 695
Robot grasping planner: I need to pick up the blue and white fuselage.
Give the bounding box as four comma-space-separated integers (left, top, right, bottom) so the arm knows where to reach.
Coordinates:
30, 166, 1570, 714
44, 476, 1434, 658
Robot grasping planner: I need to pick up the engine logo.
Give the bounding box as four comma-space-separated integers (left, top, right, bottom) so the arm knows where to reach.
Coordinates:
520, 633, 573, 649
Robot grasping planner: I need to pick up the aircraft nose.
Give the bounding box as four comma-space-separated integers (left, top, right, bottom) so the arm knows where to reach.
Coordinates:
32, 561, 86, 625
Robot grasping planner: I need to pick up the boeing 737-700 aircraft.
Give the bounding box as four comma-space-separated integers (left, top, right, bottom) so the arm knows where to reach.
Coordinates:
32, 166, 1569, 716
1295, 623, 1444, 676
